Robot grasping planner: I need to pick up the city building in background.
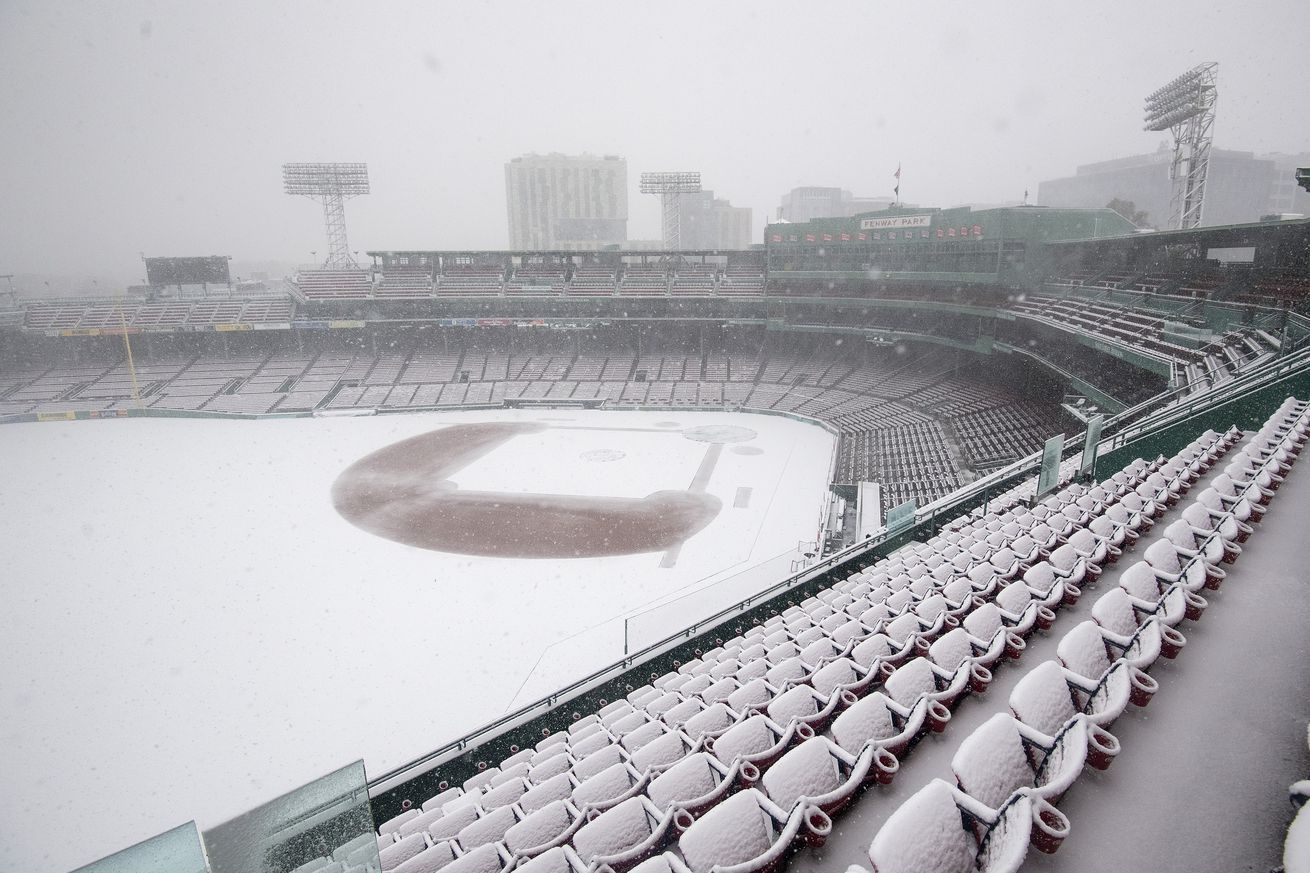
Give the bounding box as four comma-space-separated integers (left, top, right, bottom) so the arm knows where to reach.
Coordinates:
1038, 147, 1310, 229
679, 190, 753, 249
777, 187, 895, 224
505, 154, 628, 250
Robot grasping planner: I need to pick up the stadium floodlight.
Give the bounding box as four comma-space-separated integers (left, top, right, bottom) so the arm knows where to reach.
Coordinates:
282, 162, 370, 269
1143, 63, 1218, 230
640, 171, 702, 251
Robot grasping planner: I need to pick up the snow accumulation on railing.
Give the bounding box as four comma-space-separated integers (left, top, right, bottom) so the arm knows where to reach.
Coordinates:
366, 343, 1310, 799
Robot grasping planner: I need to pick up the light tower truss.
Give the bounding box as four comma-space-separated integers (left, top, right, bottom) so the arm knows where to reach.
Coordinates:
1144, 63, 1218, 230
282, 163, 370, 269
640, 171, 701, 251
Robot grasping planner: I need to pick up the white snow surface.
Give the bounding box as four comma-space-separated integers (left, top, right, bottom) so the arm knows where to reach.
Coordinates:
761, 738, 842, 809
573, 796, 652, 860
678, 790, 774, 873
0, 409, 835, 873
950, 714, 1032, 808
867, 780, 975, 873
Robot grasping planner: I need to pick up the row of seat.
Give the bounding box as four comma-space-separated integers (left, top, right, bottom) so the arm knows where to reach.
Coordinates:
368, 430, 1227, 873
864, 398, 1308, 873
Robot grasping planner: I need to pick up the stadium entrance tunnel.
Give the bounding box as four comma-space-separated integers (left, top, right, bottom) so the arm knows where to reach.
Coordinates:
331, 421, 722, 558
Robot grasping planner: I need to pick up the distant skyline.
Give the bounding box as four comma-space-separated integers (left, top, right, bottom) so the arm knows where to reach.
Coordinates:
1, 0, 1308, 288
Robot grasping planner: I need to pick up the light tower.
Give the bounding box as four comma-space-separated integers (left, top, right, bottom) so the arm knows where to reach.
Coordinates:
640, 171, 701, 251
282, 162, 370, 268
1144, 63, 1218, 230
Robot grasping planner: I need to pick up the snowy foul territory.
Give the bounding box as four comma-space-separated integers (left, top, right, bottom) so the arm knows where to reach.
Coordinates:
0, 410, 834, 872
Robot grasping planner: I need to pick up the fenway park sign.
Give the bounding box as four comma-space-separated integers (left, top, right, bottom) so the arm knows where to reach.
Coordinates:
859, 214, 933, 230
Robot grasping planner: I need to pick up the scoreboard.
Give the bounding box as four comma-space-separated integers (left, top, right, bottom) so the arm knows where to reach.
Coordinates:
145, 256, 231, 286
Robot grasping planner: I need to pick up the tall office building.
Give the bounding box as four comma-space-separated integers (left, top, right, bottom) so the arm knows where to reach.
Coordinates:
1038, 147, 1310, 228
679, 190, 753, 250
505, 154, 628, 250
777, 187, 895, 224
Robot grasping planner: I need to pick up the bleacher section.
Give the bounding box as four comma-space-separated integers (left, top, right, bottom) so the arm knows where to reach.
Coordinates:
21, 296, 294, 331
357, 403, 1308, 873
0, 341, 1070, 516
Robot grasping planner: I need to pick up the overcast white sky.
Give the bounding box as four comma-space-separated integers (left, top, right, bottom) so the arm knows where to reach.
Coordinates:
1, 0, 1307, 284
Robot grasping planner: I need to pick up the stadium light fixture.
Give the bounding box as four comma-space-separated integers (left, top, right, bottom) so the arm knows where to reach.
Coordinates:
1143, 63, 1218, 230
283, 162, 370, 269
640, 171, 702, 251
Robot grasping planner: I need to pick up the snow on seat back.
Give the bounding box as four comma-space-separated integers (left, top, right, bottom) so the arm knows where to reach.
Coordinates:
700, 677, 739, 705
381, 834, 429, 871
439, 844, 504, 873
859, 603, 893, 628
630, 730, 689, 773
648, 752, 720, 811
852, 634, 894, 669
996, 581, 1033, 614
481, 777, 529, 810
1023, 562, 1059, 595
712, 715, 778, 764
951, 713, 1034, 809
915, 594, 948, 623
963, 603, 1004, 642
794, 626, 827, 649
929, 628, 975, 672
662, 697, 705, 729
571, 729, 615, 759
458, 804, 520, 849
830, 619, 867, 647
505, 800, 576, 856
572, 796, 654, 862
767, 684, 823, 725
885, 588, 915, 613
1049, 544, 1080, 574
380, 808, 421, 836
1066, 528, 1098, 554
944, 576, 975, 605
678, 790, 776, 873
832, 693, 897, 754
428, 804, 479, 841
572, 762, 638, 809
395, 806, 446, 839
528, 751, 573, 785
1009, 661, 1079, 736
1058, 622, 1113, 680
683, 703, 735, 740
392, 841, 458, 873
885, 613, 922, 646
867, 779, 977, 873
799, 638, 840, 666
812, 658, 861, 697
512, 847, 578, 873
1119, 562, 1164, 601
727, 678, 776, 713
1091, 588, 1143, 638
520, 773, 574, 814
762, 737, 843, 810
622, 721, 669, 754
766, 657, 809, 687
884, 658, 937, 708
1144, 539, 1188, 575
645, 693, 683, 718
420, 786, 464, 813
573, 744, 625, 782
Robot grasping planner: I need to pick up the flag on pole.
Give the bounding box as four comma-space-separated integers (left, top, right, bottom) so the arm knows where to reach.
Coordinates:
893, 163, 901, 200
